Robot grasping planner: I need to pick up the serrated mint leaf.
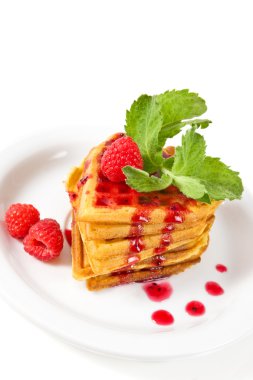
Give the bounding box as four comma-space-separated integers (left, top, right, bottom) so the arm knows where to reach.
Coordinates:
156, 89, 208, 145
197, 157, 244, 200
125, 95, 163, 173
158, 118, 211, 145
123, 166, 172, 192
172, 175, 207, 200
172, 128, 206, 176
157, 89, 207, 124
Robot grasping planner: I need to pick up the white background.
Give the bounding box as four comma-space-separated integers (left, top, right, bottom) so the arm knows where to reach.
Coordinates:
0, 1, 253, 379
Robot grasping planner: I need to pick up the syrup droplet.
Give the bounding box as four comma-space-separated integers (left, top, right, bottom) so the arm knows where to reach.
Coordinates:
143, 282, 173, 302
129, 237, 145, 253
132, 209, 151, 224
205, 281, 224, 296
68, 191, 77, 203
64, 229, 72, 246
151, 255, 166, 267
185, 301, 206, 316
152, 310, 174, 325
216, 264, 227, 273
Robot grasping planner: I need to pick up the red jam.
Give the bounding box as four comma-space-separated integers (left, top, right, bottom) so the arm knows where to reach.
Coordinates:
64, 229, 72, 246
129, 237, 145, 253
143, 281, 173, 302
185, 301, 206, 316
132, 209, 151, 224
205, 281, 224, 296
152, 310, 174, 325
164, 202, 188, 223
68, 191, 77, 203
151, 255, 166, 267
77, 175, 90, 189
216, 264, 228, 273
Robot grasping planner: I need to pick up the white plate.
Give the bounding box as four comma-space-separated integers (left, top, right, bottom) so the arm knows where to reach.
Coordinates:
0, 129, 252, 361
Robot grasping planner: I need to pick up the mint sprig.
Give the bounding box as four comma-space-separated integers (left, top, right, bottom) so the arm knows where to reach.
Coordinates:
123, 89, 244, 202
125, 89, 211, 172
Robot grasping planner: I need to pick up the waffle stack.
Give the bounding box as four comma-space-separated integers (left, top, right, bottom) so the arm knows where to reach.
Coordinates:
66, 134, 221, 291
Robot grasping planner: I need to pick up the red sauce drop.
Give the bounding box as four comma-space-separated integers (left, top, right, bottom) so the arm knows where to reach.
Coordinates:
64, 229, 72, 246
185, 301, 206, 316
154, 233, 172, 254
129, 237, 145, 253
77, 175, 90, 189
151, 255, 166, 267
132, 209, 151, 224
162, 224, 174, 233
68, 191, 77, 203
216, 264, 228, 273
165, 202, 188, 223
143, 281, 173, 302
152, 310, 174, 325
205, 281, 224, 296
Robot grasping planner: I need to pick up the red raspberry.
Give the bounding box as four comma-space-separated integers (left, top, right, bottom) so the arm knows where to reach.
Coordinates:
5, 203, 40, 239
23, 219, 63, 261
101, 136, 143, 182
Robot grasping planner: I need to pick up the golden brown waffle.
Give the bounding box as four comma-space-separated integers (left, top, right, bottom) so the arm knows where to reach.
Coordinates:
66, 134, 222, 290
79, 216, 214, 275
71, 209, 211, 281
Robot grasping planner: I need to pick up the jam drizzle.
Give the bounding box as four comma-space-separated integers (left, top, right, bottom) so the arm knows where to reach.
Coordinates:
152, 310, 174, 326
153, 202, 188, 255
205, 281, 224, 296
127, 209, 152, 266
143, 281, 173, 302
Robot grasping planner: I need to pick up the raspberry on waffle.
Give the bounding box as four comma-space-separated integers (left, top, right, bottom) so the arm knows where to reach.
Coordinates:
66, 134, 221, 290
75, 134, 221, 225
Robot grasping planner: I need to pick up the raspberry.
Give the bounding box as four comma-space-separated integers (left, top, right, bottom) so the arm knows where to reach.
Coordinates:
5, 203, 40, 239
101, 136, 143, 182
23, 219, 63, 261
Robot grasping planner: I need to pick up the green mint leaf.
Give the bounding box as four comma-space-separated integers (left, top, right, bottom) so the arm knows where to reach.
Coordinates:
163, 156, 174, 170
197, 157, 244, 200
191, 119, 212, 129
197, 193, 212, 204
156, 89, 208, 144
157, 89, 207, 125
158, 118, 211, 145
172, 128, 206, 176
123, 166, 172, 192
172, 175, 206, 200
125, 95, 163, 173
